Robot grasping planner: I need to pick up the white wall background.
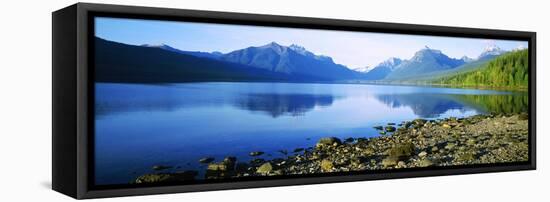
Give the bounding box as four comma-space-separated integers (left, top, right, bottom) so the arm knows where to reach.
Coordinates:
0, 0, 547, 201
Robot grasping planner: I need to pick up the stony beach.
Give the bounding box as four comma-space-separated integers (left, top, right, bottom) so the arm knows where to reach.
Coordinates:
134, 112, 529, 184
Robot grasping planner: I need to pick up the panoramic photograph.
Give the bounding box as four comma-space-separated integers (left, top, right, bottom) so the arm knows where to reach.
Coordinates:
93, 17, 529, 186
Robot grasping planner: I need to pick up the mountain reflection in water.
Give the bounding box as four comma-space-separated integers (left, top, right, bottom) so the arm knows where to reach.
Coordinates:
235, 93, 338, 117
375, 93, 527, 118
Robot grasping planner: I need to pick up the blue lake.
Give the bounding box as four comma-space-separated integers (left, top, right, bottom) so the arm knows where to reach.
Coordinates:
94, 82, 527, 185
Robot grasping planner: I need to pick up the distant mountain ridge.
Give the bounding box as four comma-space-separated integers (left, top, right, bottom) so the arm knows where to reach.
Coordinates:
121, 38, 513, 84
96, 37, 332, 83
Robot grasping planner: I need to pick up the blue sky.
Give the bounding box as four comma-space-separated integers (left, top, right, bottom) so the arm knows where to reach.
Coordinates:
95, 17, 528, 69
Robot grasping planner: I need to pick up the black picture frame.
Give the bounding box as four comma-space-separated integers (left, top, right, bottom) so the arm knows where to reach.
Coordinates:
52, 2, 536, 199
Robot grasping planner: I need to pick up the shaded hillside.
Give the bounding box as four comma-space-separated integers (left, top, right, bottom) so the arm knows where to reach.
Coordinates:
397, 57, 495, 82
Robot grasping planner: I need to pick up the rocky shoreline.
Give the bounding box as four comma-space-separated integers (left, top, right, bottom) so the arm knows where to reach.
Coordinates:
134, 112, 529, 184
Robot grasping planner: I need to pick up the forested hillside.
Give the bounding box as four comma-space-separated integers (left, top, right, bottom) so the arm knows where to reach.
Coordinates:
433, 49, 528, 90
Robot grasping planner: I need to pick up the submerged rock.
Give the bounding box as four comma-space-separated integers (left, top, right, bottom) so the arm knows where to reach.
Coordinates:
249, 151, 265, 156
207, 156, 237, 172
278, 150, 288, 155
199, 157, 215, 164
385, 126, 396, 132
135, 170, 198, 184
152, 165, 172, 171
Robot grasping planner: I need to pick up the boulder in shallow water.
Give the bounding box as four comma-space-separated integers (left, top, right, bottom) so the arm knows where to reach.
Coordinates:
316, 137, 342, 148
385, 126, 396, 132
344, 137, 355, 143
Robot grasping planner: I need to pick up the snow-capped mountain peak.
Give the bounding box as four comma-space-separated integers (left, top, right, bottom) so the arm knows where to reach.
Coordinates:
461, 56, 474, 63
513, 44, 527, 51
353, 66, 374, 73
379, 57, 403, 70
478, 45, 506, 59
289, 44, 307, 53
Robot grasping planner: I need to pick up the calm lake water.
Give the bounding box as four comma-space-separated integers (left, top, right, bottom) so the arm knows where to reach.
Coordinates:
94, 82, 527, 185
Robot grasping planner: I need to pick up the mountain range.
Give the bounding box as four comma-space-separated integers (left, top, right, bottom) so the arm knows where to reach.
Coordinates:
359, 46, 509, 81
141, 41, 359, 80
220, 42, 358, 80
96, 38, 315, 83
96, 37, 511, 83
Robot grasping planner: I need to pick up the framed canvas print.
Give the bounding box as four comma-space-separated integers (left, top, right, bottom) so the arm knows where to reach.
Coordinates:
52, 3, 536, 199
